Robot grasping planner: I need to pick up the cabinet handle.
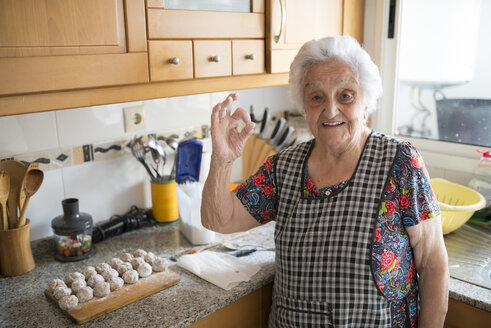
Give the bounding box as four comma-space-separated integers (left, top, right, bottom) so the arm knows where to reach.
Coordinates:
245, 54, 256, 60
274, 0, 286, 43
169, 57, 180, 65
210, 56, 221, 63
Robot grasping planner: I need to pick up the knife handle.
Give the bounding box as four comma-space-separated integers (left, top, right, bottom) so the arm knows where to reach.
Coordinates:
176, 231, 250, 256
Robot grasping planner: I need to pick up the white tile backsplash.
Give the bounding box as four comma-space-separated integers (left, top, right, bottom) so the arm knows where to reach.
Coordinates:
145, 94, 211, 132
0, 111, 58, 157
56, 103, 134, 147
25, 169, 65, 241
210, 86, 295, 119
0, 87, 293, 240
62, 156, 151, 223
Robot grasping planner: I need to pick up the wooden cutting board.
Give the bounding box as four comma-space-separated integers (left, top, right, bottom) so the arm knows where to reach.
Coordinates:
45, 269, 180, 324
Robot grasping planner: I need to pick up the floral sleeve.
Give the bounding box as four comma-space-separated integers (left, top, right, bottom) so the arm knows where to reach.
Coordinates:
396, 143, 441, 227
234, 155, 278, 224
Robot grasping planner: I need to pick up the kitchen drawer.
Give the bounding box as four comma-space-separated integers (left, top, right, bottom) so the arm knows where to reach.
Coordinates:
148, 41, 193, 81
193, 41, 232, 78
232, 40, 265, 75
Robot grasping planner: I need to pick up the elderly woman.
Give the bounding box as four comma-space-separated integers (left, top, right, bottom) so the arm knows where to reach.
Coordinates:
202, 36, 448, 327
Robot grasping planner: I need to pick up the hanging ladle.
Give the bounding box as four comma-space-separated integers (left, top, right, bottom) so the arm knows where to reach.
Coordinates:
17, 169, 44, 228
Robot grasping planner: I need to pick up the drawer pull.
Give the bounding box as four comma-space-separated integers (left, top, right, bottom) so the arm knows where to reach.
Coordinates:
245, 54, 256, 60
169, 57, 180, 65
210, 56, 221, 63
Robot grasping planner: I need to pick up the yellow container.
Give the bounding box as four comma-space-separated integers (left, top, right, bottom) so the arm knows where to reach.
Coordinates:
431, 178, 486, 234
151, 180, 179, 223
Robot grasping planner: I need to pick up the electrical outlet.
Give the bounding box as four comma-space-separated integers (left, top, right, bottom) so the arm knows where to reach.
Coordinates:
123, 105, 146, 132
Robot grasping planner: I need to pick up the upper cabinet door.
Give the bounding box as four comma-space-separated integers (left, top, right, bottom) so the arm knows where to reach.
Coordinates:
270, 0, 342, 49
267, 0, 364, 73
0, 0, 124, 55
147, 0, 264, 39
0, 0, 149, 96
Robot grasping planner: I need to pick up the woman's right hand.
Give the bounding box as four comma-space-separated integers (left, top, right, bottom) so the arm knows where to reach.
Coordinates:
210, 93, 255, 164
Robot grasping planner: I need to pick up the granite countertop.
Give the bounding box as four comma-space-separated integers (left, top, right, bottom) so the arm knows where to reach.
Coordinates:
0, 222, 275, 328
1, 221, 490, 327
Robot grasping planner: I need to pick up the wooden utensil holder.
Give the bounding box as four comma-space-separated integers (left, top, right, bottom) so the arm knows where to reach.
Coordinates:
0, 219, 35, 276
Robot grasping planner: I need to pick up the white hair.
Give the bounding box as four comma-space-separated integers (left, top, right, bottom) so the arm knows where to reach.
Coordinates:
289, 35, 383, 114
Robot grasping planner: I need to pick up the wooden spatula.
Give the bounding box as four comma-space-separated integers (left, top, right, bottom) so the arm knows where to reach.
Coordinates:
17, 168, 43, 228
18, 162, 39, 214
0, 160, 27, 229
0, 171, 9, 230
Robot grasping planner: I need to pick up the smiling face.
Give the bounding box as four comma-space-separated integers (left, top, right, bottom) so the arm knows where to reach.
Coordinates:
303, 60, 368, 151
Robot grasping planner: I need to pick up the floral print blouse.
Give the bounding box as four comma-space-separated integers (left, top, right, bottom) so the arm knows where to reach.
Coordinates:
234, 142, 441, 327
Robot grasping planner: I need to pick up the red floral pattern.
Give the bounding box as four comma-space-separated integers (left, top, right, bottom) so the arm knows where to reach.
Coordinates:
381, 251, 395, 271
253, 173, 265, 186
400, 194, 410, 208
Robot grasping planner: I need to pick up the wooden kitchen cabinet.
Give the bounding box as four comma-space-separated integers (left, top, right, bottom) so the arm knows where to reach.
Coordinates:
147, 0, 265, 80
148, 41, 194, 82
444, 298, 491, 328
0, 0, 148, 96
233, 40, 266, 75
266, 0, 365, 73
190, 282, 273, 328
194, 41, 233, 79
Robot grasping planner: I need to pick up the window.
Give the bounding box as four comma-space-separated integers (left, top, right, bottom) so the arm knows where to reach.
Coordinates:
394, 0, 490, 148
367, 0, 490, 175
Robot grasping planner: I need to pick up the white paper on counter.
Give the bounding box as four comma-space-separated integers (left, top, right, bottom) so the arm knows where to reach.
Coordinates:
177, 251, 261, 290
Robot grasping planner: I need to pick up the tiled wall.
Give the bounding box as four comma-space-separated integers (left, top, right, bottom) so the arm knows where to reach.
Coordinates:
0, 86, 295, 241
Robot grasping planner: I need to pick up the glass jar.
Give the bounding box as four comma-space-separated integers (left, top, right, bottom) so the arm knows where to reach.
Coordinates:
51, 198, 95, 262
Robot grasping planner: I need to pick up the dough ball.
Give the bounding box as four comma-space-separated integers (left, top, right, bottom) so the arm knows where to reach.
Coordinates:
59, 295, 78, 311
116, 262, 133, 276
95, 263, 111, 274
133, 249, 147, 258
152, 257, 169, 272
101, 268, 119, 281
144, 252, 157, 264
87, 274, 105, 288
65, 272, 84, 286
108, 257, 123, 269
120, 253, 133, 262
137, 262, 152, 278
53, 286, 72, 300
47, 279, 66, 294
76, 286, 93, 303
93, 281, 110, 298
107, 276, 124, 291
122, 270, 139, 284
130, 257, 145, 269
83, 266, 97, 280
70, 278, 87, 294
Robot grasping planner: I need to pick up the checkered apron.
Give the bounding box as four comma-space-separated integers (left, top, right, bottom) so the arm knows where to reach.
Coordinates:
270, 132, 399, 327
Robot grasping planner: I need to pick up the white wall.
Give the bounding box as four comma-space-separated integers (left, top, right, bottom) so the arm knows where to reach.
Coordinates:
0, 86, 294, 240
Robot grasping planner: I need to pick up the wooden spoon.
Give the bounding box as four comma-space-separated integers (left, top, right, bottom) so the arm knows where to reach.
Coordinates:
18, 162, 39, 215
17, 169, 44, 228
0, 160, 27, 229
0, 171, 10, 230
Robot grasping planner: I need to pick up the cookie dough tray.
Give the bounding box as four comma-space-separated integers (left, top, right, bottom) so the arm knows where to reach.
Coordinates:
45, 269, 180, 324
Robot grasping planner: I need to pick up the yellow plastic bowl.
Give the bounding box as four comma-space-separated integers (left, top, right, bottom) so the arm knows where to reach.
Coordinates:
431, 178, 486, 234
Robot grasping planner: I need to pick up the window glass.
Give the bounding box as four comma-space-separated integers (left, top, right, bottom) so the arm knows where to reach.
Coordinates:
164, 0, 251, 12
394, 0, 490, 147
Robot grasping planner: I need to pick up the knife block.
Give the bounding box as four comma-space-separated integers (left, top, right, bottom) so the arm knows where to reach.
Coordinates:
0, 219, 35, 276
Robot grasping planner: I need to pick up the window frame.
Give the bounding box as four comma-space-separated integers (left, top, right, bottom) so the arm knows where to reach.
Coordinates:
366, 0, 482, 175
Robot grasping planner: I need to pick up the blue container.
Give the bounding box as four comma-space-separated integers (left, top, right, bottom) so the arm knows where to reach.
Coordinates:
175, 139, 203, 184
